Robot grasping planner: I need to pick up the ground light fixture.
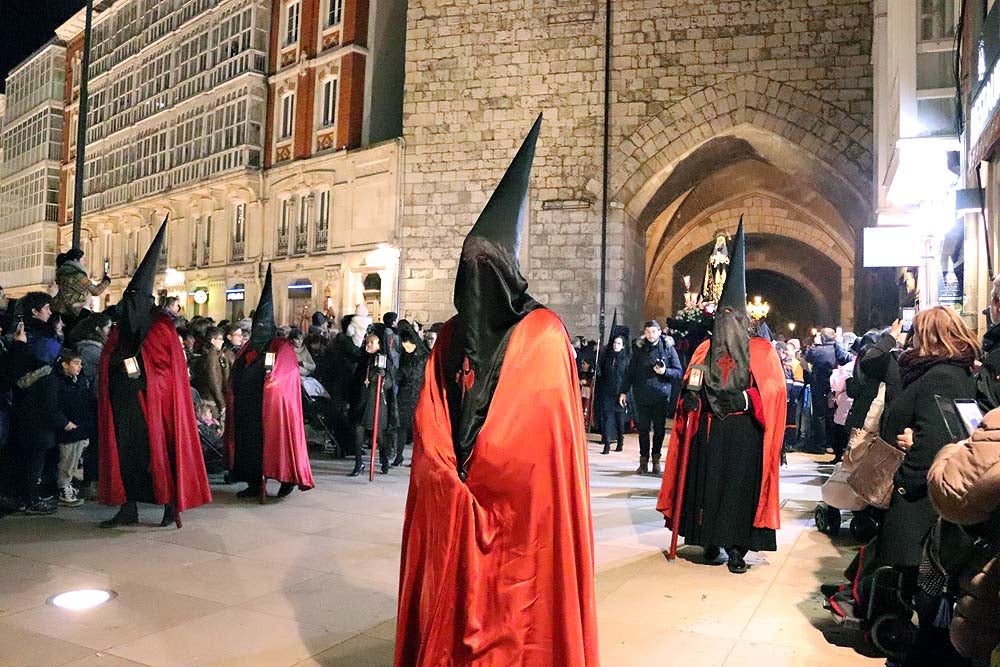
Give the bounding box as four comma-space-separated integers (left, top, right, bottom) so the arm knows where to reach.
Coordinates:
47, 589, 117, 611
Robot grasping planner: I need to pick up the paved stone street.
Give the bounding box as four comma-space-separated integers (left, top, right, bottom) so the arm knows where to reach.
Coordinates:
0, 437, 882, 666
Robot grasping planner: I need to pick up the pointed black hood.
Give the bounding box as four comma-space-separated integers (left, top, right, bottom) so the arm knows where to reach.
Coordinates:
249, 264, 276, 353
705, 216, 751, 416
448, 114, 544, 473
117, 216, 167, 350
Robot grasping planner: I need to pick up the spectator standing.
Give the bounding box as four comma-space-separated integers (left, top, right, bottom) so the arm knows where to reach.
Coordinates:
620, 320, 682, 475
597, 333, 629, 455
191, 326, 229, 418
53, 349, 94, 507
222, 323, 244, 365
394, 320, 428, 467
804, 327, 851, 454
52, 248, 110, 329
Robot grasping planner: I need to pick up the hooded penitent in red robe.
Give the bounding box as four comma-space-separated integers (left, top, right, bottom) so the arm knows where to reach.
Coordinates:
657, 336, 786, 531
225, 338, 314, 489
98, 313, 212, 512
394, 308, 599, 666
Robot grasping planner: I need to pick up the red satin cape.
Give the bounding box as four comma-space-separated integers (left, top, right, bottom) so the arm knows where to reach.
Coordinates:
224, 338, 314, 488
97, 314, 212, 512
656, 337, 786, 530
395, 308, 600, 667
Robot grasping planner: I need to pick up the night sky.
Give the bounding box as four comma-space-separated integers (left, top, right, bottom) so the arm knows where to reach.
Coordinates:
0, 0, 86, 93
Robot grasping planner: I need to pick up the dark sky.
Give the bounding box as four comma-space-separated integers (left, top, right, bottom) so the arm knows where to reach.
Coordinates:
0, 0, 86, 93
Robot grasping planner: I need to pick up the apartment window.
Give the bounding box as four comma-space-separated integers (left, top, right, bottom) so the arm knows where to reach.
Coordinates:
327, 0, 343, 26
918, 0, 955, 42
318, 191, 330, 231
204, 215, 212, 264
321, 78, 338, 127
234, 203, 246, 242
280, 93, 295, 139
278, 199, 292, 254
285, 2, 300, 45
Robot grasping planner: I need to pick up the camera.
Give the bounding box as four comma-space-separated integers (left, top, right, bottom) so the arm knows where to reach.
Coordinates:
900, 307, 916, 334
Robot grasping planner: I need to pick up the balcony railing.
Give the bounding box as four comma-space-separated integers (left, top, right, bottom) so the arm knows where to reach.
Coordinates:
276, 234, 288, 256
314, 228, 327, 252
294, 231, 308, 255
231, 238, 245, 262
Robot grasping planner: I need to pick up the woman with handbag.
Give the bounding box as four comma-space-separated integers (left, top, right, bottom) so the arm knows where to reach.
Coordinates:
877, 307, 979, 573
872, 307, 979, 666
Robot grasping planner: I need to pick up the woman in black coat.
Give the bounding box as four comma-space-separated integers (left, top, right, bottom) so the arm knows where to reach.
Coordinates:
394, 321, 428, 467
597, 334, 629, 455
876, 306, 978, 666
349, 330, 397, 476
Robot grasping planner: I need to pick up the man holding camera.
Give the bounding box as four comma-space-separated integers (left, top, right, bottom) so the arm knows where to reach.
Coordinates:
620, 320, 682, 475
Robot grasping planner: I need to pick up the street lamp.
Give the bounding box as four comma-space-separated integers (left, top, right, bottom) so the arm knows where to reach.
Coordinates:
788, 322, 796, 333
746, 295, 770, 321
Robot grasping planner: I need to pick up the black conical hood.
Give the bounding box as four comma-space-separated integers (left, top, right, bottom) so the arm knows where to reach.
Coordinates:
606, 309, 619, 346
717, 215, 746, 311
249, 264, 276, 352
125, 216, 167, 295
462, 113, 542, 262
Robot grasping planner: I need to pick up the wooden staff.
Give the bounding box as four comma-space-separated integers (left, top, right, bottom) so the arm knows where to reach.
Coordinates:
369, 371, 384, 482
668, 405, 699, 560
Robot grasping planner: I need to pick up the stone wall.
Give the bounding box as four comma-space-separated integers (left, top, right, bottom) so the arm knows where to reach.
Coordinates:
399, 0, 873, 335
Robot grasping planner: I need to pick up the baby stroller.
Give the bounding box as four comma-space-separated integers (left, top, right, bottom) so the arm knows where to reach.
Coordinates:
300, 376, 344, 458
198, 421, 226, 476
815, 384, 886, 543
827, 544, 917, 659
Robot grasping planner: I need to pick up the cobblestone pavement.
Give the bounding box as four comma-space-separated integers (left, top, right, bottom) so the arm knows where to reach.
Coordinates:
0, 436, 882, 666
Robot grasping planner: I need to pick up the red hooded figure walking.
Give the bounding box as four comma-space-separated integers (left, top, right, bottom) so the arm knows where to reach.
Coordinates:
98, 217, 212, 528
394, 115, 600, 666
656, 218, 786, 573
225, 265, 314, 500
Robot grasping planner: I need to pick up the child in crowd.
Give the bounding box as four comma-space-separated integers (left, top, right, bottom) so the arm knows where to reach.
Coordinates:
53, 348, 94, 507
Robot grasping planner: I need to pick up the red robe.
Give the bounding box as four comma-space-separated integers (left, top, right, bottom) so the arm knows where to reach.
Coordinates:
395, 308, 599, 667
224, 338, 314, 489
98, 314, 212, 512
657, 337, 786, 530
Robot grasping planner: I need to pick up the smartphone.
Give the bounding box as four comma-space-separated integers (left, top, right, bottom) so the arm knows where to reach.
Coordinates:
954, 399, 985, 436
900, 307, 916, 334
104, 259, 110, 274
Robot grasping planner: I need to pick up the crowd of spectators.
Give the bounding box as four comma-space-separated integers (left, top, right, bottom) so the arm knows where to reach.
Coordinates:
0, 289, 442, 515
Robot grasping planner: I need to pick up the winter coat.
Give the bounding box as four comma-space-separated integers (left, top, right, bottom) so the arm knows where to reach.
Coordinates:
805, 341, 851, 397
191, 346, 229, 410
397, 345, 429, 429
294, 344, 316, 377
978, 322, 1000, 412
52, 260, 108, 315
316, 333, 363, 405
845, 332, 901, 430
621, 336, 682, 406
351, 353, 396, 432
597, 348, 629, 410
830, 361, 854, 426
928, 407, 1000, 663
75, 338, 104, 398
23, 316, 61, 365
8, 342, 65, 454
53, 367, 96, 445
877, 361, 977, 567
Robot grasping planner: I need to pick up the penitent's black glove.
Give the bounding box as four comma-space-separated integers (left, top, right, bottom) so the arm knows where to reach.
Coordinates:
681, 391, 700, 413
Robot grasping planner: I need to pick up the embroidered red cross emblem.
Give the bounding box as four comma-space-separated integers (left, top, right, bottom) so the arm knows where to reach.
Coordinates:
456, 357, 475, 401
717, 353, 737, 385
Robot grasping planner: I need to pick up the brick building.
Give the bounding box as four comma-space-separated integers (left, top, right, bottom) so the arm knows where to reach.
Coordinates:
399, 0, 875, 334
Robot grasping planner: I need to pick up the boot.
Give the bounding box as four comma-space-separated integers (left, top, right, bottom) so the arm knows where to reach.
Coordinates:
348, 461, 365, 477
651, 456, 662, 476
160, 503, 179, 528
601, 442, 610, 455
636, 457, 649, 475
276, 482, 295, 498
726, 547, 749, 574
392, 448, 405, 467
380, 461, 390, 475
615, 439, 623, 452
100, 501, 138, 529
236, 483, 261, 498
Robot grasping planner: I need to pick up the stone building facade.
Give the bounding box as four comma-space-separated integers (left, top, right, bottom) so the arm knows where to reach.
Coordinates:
399, 0, 874, 334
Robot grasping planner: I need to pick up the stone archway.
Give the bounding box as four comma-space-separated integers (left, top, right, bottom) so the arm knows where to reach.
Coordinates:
595, 75, 870, 332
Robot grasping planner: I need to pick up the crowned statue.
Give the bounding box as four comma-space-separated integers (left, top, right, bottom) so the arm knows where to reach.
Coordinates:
702, 233, 730, 304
